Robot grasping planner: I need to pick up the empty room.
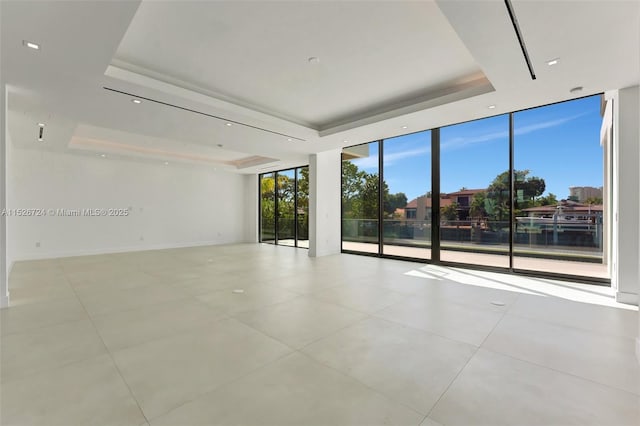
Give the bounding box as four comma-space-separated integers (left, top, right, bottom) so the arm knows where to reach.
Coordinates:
1, 1, 639, 425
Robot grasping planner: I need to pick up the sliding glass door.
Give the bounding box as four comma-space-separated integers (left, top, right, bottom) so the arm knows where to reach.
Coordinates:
259, 172, 276, 244
513, 96, 606, 278
440, 115, 510, 268
340, 94, 609, 282
259, 167, 309, 248
382, 131, 431, 259
341, 142, 380, 254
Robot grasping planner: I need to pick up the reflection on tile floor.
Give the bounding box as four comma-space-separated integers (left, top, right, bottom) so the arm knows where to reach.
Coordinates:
2, 243, 638, 425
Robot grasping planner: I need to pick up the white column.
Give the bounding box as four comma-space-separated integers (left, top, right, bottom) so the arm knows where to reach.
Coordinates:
244, 174, 259, 243
0, 60, 9, 308
613, 85, 639, 305
308, 149, 341, 257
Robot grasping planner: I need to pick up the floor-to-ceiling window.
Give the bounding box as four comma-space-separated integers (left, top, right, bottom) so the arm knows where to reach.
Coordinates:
296, 166, 309, 248
513, 95, 606, 278
440, 115, 510, 268
339, 94, 609, 283
382, 131, 431, 259
259, 166, 309, 248
259, 172, 275, 244
276, 169, 296, 246
341, 142, 380, 254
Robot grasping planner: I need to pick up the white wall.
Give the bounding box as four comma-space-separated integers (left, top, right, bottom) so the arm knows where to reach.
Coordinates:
309, 149, 341, 257
6, 146, 248, 262
0, 42, 8, 307
613, 85, 640, 305
243, 173, 258, 243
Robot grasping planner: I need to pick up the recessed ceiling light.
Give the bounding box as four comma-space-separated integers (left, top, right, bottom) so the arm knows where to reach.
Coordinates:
164, 161, 169, 165
343, 140, 348, 143
488, 105, 496, 109
401, 126, 408, 129
37, 138, 44, 142
547, 58, 559, 66
100, 154, 106, 158
132, 99, 142, 104
308, 57, 320, 64
22, 40, 40, 50
37, 122, 45, 127
225, 123, 232, 127
287, 138, 292, 142
569, 86, 583, 93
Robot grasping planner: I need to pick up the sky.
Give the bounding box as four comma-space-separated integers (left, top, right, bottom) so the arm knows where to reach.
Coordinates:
349, 94, 604, 201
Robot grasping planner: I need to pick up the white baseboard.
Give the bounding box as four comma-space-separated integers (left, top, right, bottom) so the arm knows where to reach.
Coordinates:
615, 291, 639, 306
10, 239, 247, 262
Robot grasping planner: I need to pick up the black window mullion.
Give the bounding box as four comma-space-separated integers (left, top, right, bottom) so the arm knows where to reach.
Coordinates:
294, 168, 299, 247
509, 113, 515, 271
431, 129, 441, 262
378, 140, 384, 256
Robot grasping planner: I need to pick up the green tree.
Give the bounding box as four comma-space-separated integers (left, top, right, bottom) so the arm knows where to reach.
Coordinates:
469, 191, 488, 218
385, 192, 407, 217
585, 196, 603, 204
441, 203, 459, 221
537, 192, 558, 206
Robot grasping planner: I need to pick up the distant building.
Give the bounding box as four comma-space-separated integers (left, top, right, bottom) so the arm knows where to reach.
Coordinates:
404, 189, 484, 220
569, 186, 602, 202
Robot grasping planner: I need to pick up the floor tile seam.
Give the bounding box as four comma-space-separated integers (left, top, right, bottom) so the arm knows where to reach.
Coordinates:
66, 280, 150, 425
399, 291, 516, 315
0, 314, 91, 338
68, 276, 175, 294
421, 344, 481, 425
349, 314, 486, 356
292, 314, 374, 352
0, 351, 110, 386
78, 288, 201, 319
87, 293, 216, 322
421, 302, 512, 422
478, 346, 640, 398
98, 315, 231, 354
496, 311, 640, 343
144, 349, 297, 424
291, 350, 427, 419
231, 309, 371, 353
298, 291, 400, 316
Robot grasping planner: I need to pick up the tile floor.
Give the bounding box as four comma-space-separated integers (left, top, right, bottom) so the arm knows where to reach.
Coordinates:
1, 243, 638, 426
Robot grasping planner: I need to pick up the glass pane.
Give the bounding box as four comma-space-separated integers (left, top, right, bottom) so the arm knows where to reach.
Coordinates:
382, 131, 431, 259
276, 169, 296, 246
341, 142, 379, 254
513, 95, 607, 278
296, 167, 309, 249
440, 114, 510, 268
260, 173, 275, 243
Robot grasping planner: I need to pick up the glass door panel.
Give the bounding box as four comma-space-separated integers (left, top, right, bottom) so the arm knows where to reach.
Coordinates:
382, 131, 431, 259
440, 115, 510, 268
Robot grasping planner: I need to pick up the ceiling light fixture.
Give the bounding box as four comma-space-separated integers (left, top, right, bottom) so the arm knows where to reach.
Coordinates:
569, 86, 583, 93
100, 154, 106, 158
22, 40, 40, 50
132, 99, 142, 104
164, 161, 169, 165
401, 126, 408, 129
343, 140, 348, 143
488, 105, 496, 109
547, 58, 559, 66
225, 123, 232, 127
38, 123, 45, 127
287, 138, 292, 142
